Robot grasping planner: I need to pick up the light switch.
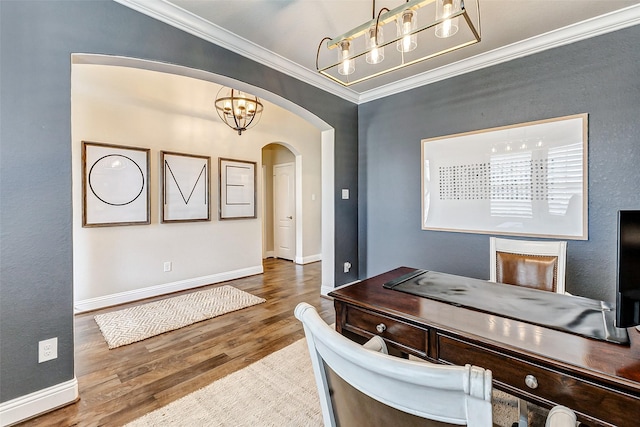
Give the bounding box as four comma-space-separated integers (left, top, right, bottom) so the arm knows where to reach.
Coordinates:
342, 189, 349, 200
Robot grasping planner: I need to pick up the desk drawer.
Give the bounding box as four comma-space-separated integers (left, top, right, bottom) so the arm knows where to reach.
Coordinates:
438, 334, 637, 426
342, 306, 428, 357
439, 335, 564, 399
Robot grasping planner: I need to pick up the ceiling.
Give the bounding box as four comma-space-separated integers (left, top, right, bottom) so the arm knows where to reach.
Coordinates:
117, 0, 640, 103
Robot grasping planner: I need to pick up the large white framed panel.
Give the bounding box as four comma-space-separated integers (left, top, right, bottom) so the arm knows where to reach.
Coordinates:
422, 114, 588, 239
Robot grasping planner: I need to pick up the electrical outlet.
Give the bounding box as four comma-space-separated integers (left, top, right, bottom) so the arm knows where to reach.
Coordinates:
38, 337, 58, 363
343, 262, 351, 273
163, 261, 172, 272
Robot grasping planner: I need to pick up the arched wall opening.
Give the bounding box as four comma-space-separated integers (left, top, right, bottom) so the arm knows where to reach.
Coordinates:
71, 54, 336, 311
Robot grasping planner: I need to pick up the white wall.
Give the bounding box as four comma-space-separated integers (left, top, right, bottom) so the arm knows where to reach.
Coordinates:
71, 64, 321, 311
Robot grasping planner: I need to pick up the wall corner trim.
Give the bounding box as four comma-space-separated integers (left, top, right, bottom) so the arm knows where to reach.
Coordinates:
0, 378, 78, 427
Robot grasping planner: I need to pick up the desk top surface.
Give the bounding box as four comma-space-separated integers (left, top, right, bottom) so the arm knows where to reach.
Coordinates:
383, 269, 628, 344
329, 267, 640, 394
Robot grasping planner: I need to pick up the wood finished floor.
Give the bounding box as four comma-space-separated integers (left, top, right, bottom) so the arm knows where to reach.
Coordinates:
17, 259, 334, 427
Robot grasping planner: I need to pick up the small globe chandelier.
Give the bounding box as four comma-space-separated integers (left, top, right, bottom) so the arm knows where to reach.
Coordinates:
214, 87, 264, 135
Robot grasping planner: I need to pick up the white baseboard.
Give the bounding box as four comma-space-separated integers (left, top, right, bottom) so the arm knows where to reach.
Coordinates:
264, 254, 320, 264
263, 251, 275, 259
0, 378, 78, 427
74, 265, 264, 313
296, 253, 321, 265
321, 285, 334, 296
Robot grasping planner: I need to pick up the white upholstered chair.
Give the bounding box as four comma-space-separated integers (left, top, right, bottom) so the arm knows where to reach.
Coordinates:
489, 237, 567, 294
295, 303, 577, 427
296, 302, 493, 426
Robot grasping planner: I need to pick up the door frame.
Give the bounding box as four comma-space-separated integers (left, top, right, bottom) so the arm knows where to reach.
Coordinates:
262, 144, 307, 265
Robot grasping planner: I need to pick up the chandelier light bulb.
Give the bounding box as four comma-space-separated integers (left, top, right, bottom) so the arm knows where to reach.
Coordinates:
338, 40, 355, 75
365, 25, 384, 64
237, 94, 246, 109
397, 10, 417, 52
436, 0, 460, 38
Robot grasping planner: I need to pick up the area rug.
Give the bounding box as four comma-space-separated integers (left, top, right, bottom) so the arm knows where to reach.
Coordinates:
125, 338, 520, 427
125, 339, 322, 426
94, 285, 266, 349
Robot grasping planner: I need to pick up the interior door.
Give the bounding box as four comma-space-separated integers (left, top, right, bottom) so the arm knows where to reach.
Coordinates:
274, 163, 295, 261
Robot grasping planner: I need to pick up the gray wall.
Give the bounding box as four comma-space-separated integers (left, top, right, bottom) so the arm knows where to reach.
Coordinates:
0, 1, 358, 403
358, 25, 640, 303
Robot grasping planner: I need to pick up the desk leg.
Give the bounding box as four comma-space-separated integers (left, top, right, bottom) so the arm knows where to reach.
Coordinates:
334, 301, 345, 335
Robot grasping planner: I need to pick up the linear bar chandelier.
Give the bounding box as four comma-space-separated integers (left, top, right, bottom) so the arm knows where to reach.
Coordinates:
316, 0, 481, 86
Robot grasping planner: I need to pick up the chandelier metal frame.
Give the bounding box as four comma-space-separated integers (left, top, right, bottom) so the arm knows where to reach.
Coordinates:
214, 87, 264, 135
316, 0, 481, 87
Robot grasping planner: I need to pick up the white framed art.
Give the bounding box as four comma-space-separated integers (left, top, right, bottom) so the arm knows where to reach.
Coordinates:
219, 158, 256, 220
82, 141, 150, 227
421, 114, 588, 239
161, 151, 211, 223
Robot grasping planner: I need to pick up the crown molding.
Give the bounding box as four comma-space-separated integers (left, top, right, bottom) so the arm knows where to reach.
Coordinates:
116, 0, 640, 105
114, 0, 361, 104
359, 4, 640, 103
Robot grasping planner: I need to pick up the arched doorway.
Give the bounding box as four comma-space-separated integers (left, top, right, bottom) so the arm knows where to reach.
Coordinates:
72, 54, 336, 309
262, 143, 319, 264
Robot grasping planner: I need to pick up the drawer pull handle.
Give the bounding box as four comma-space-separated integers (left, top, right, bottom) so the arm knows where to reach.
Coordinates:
376, 323, 387, 333
525, 375, 538, 389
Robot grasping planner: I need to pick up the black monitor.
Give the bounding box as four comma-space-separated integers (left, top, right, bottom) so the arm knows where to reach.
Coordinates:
616, 210, 640, 329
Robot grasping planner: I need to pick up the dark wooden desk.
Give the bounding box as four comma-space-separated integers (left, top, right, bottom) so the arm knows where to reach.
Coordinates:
329, 267, 640, 427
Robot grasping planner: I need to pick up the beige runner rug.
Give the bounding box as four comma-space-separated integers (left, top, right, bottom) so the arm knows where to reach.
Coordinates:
94, 285, 265, 349
126, 337, 520, 427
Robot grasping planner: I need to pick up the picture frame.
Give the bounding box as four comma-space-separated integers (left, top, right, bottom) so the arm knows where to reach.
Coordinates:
219, 158, 257, 220
421, 114, 588, 239
82, 141, 150, 227
161, 151, 211, 223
